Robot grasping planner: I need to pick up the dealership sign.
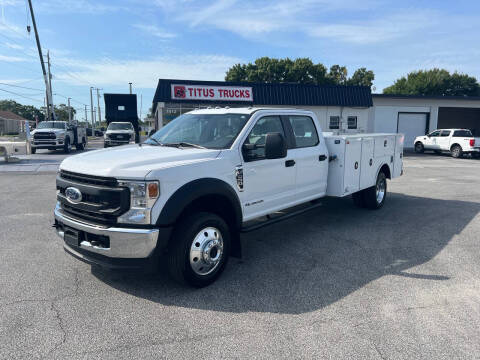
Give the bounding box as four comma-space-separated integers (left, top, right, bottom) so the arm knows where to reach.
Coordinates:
171, 84, 253, 102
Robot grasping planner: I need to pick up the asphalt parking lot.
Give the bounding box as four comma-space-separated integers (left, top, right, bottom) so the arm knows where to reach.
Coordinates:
1, 153, 480, 359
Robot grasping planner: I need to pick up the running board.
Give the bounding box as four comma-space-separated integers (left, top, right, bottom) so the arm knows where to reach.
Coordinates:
240, 201, 323, 233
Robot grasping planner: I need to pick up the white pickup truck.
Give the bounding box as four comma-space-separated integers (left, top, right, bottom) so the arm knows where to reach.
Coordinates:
54, 108, 403, 287
104, 121, 136, 148
414, 129, 480, 158
31, 121, 87, 154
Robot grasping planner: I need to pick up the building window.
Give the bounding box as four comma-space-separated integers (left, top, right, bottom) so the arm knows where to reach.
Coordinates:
347, 116, 357, 129
329, 116, 340, 129
118, 106, 125, 111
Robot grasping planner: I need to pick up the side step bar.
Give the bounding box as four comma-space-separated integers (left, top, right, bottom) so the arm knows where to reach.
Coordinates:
240, 201, 323, 233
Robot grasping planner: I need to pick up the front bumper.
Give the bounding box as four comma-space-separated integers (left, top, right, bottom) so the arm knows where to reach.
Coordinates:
104, 140, 132, 146
54, 203, 171, 269
32, 139, 64, 148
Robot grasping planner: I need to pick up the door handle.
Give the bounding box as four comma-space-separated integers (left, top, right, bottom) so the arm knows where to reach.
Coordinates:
285, 159, 295, 167
318, 154, 327, 161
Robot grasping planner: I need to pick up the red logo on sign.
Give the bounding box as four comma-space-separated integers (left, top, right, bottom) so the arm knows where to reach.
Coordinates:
173, 86, 186, 98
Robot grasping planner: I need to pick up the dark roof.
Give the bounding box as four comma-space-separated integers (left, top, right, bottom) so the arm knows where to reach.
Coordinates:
0, 110, 27, 121
373, 94, 480, 101
153, 79, 372, 108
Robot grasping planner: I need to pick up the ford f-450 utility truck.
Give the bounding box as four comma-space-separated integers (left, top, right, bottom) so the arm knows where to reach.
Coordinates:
54, 108, 403, 287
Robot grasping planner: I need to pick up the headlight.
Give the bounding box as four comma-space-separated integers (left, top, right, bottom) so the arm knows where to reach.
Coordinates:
117, 181, 159, 224
57, 132, 65, 139
104, 133, 108, 139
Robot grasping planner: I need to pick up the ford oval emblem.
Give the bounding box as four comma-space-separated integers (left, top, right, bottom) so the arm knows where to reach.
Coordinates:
65, 187, 82, 204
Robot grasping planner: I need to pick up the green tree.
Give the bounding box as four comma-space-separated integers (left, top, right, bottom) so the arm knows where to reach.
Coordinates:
383, 69, 480, 96
225, 57, 373, 87
40, 104, 76, 121
0, 100, 45, 122
327, 65, 348, 85
347, 67, 375, 87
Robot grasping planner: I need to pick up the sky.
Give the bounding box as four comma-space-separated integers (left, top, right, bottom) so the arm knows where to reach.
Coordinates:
0, 0, 479, 121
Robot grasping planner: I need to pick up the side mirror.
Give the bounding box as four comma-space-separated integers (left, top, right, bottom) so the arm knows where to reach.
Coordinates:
265, 132, 287, 159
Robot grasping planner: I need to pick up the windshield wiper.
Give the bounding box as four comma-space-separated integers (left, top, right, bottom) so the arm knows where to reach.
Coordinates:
163, 142, 207, 149
148, 137, 162, 146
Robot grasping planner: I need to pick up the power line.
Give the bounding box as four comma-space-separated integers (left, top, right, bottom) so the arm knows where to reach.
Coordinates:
0, 87, 43, 103
0, 82, 43, 91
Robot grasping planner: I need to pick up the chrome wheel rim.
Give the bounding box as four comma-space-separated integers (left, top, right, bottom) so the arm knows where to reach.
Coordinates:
376, 177, 386, 204
189, 227, 224, 276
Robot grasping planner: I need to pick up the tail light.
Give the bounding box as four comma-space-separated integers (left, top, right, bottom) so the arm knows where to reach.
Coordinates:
470, 139, 475, 147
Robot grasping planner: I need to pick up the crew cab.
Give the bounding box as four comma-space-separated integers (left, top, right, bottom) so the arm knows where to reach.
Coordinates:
414, 129, 480, 158
31, 121, 87, 154
104, 122, 136, 147
53, 108, 403, 287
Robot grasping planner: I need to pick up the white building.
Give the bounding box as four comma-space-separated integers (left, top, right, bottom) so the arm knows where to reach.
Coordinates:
371, 94, 480, 148
151, 79, 480, 149
152, 79, 372, 134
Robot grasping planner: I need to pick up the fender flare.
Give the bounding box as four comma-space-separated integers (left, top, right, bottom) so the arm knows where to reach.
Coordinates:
376, 162, 392, 179
156, 178, 242, 230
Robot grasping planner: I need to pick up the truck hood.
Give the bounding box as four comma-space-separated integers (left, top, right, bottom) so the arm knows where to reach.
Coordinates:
60, 144, 221, 179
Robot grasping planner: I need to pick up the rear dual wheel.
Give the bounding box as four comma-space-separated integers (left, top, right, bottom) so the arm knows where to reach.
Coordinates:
353, 171, 387, 210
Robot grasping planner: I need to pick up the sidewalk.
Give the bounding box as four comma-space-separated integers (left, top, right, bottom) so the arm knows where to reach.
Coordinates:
0, 157, 60, 172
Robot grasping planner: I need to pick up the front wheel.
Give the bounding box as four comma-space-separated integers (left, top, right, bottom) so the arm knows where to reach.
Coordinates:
364, 171, 387, 209
472, 152, 480, 159
415, 142, 424, 153
168, 212, 230, 287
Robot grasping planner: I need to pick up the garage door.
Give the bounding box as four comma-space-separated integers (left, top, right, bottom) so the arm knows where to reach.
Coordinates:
397, 113, 428, 148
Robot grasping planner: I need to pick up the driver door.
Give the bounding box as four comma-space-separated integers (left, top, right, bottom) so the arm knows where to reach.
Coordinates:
240, 115, 297, 221
424, 130, 441, 149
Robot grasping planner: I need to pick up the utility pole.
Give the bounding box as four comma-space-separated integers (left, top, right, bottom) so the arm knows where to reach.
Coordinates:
96, 88, 102, 127
84, 105, 88, 124
27, 0, 55, 120
89, 87, 94, 129
129, 82, 132, 94
47, 51, 53, 107
93, 106, 96, 127
67, 97, 71, 123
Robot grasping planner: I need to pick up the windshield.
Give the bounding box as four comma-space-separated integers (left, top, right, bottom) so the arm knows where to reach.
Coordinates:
146, 113, 250, 149
37, 121, 65, 129
108, 122, 133, 131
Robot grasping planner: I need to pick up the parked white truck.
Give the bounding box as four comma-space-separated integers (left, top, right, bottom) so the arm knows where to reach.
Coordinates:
54, 108, 403, 287
103, 121, 136, 148
414, 129, 480, 158
31, 121, 87, 154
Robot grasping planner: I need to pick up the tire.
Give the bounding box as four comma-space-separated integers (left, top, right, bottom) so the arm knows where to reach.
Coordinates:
103, 143, 108, 148
168, 212, 230, 287
472, 152, 480, 159
63, 137, 71, 154
76, 138, 85, 151
414, 142, 424, 153
451, 144, 463, 158
364, 171, 387, 210
352, 190, 366, 208
31, 147, 36, 154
